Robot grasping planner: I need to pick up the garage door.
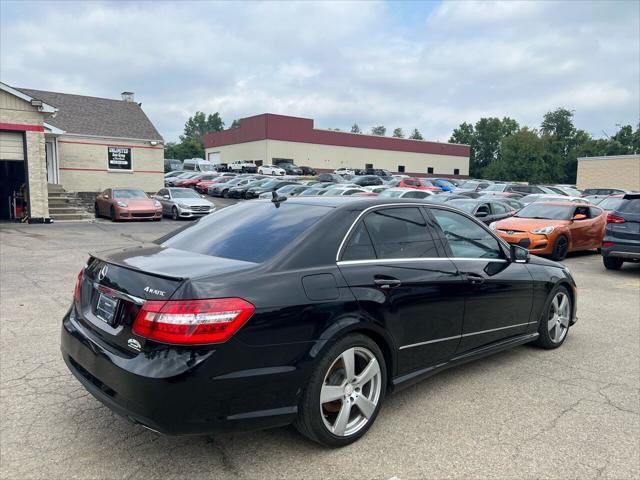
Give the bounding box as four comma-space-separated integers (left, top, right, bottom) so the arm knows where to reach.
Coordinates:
0, 132, 25, 161
208, 152, 221, 163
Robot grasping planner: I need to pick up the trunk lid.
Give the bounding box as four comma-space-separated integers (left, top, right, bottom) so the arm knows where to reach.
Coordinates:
76, 244, 257, 352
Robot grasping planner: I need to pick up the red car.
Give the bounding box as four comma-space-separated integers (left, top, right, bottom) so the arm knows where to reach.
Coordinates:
396, 177, 442, 192
175, 173, 214, 188
195, 173, 237, 193
94, 188, 162, 221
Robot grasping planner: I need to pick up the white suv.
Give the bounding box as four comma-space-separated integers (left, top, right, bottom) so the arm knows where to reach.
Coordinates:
334, 168, 355, 176
229, 160, 257, 173
258, 165, 286, 176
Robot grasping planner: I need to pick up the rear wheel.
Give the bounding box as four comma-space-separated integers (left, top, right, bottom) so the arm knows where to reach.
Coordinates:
533, 286, 572, 349
294, 333, 386, 447
550, 235, 568, 261
171, 206, 179, 220
603, 256, 623, 270
94, 203, 100, 218
222, 189, 229, 198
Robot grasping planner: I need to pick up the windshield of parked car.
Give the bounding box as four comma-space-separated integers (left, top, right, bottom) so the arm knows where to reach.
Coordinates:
597, 197, 625, 211
378, 189, 404, 198
198, 164, 215, 171
515, 204, 574, 220
163, 202, 333, 263
113, 189, 148, 199
258, 179, 283, 189
618, 198, 640, 213
276, 184, 299, 194
484, 184, 506, 192
459, 181, 480, 190
448, 200, 478, 213
171, 189, 201, 199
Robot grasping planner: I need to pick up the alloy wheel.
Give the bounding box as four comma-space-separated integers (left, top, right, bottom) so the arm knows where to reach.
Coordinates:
548, 291, 570, 343
555, 236, 568, 259
320, 347, 382, 437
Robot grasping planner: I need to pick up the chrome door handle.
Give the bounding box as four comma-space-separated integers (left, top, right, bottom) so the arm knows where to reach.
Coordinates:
374, 278, 402, 288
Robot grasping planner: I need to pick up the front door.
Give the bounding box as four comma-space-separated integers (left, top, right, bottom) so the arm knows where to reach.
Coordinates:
337, 206, 466, 376
45, 140, 57, 183
428, 207, 534, 353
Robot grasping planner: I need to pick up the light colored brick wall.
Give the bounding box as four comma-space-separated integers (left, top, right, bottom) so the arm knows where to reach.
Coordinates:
206, 139, 469, 176
57, 137, 164, 193
0, 91, 49, 219
577, 156, 640, 191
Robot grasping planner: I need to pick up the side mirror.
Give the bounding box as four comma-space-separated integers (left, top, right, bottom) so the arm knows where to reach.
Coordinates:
572, 213, 587, 220
163, 195, 170, 199
510, 244, 530, 264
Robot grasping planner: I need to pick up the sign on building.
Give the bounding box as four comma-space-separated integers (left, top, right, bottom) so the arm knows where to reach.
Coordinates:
107, 147, 132, 170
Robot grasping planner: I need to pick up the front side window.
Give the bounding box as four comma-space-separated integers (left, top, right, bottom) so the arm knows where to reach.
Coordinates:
362, 207, 439, 259
431, 209, 502, 259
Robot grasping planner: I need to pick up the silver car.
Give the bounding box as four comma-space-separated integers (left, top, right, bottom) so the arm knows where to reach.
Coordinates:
155, 187, 215, 220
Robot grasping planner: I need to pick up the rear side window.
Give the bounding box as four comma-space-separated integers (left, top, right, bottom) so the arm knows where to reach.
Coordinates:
431, 209, 502, 259
163, 203, 332, 263
618, 199, 640, 213
491, 202, 510, 214
589, 207, 603, 217
362, 207, 439, 259
342, 223, 376, 261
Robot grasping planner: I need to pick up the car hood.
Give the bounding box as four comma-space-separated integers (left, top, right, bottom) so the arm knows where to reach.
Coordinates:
116, 198, 156, 207
495, 217, 569, 230
171, 198, 212, 206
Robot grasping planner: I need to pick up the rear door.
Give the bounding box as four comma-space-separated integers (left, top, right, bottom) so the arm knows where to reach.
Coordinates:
427, 207, 534, 353
337, 206, 465, 375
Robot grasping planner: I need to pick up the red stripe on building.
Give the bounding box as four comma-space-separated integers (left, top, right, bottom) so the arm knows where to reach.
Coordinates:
59, 167, 163, 173
203, 114, 470, 157
0, 122, 45, 132
58, 140, 163, 149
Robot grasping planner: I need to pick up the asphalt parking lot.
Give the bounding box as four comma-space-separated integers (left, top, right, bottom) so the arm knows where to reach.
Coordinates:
1, 218, 638, 480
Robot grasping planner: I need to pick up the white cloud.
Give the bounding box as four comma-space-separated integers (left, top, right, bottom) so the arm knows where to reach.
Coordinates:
1, 0, 638, 142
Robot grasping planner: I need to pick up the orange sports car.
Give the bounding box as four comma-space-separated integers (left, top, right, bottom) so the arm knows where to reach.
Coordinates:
491, 201, 606, 260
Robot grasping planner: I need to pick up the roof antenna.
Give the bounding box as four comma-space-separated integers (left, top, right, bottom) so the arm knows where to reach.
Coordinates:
271, 190, 287, 208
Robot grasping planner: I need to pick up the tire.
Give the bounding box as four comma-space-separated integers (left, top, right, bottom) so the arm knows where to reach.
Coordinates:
222, 189, 229, 198
110, 206, 116, 222
94, 204, 100, 218
550, 235, 569, 261
603, 256, 623, 270
294, 333, 387, 447
171, 206, 179, 221
532, 286, 572, 349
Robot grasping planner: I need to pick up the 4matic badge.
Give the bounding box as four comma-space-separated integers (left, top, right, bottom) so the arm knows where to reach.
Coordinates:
143, 286, 166, 296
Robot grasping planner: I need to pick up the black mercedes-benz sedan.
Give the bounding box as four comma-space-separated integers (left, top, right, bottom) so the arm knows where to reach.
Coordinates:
61, 197, 577, 447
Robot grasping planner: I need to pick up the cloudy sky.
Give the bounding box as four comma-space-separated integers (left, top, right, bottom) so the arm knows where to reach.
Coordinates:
1, 0, 638, 142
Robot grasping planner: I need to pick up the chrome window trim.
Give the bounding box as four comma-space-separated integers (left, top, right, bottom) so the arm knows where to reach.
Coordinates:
399, 322, 531, 350
335, 202, 511, 262
337, 257, 507, 267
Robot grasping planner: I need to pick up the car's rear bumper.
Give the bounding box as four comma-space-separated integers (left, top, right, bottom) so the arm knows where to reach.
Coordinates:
602, 242, 640, 261
61, 310, 303, 435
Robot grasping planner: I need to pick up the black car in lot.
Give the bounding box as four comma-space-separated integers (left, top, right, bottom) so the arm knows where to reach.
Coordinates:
62, 197, 577, 447
601, 193, 640, 270
244, 179, 299, 199
317, 173, 345, 183
299, 166, 317, 175
352, 175, 384, 187
276, 163, 303, 175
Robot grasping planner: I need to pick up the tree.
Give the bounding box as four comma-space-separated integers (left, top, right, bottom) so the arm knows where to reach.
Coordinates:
230, 119, 241, 128
183, 112, 225, 139
371, 125, 386, 136
409, 128, 423, 140
350, 123, 361, 134
164, 136, 205, 160
392, 128, 404, 138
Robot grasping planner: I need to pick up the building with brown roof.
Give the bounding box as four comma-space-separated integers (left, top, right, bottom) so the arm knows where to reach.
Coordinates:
0, 83, 163, 221
204, 114, 469, 177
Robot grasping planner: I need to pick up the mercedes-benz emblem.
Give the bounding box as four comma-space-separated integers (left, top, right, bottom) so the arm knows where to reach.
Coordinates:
98, 265, 108, 281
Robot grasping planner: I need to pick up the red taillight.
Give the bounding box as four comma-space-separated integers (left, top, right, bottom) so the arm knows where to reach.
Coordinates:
132, 298, 255, 345
73, 268, 85, 301
607, 213, 625, 224
602, 241, 615, 247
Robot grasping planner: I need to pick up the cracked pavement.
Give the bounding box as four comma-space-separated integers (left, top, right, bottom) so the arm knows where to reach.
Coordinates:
1, 219, 638, 479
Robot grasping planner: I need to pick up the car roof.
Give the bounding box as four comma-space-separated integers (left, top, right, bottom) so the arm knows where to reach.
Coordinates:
273, 196, 439, 210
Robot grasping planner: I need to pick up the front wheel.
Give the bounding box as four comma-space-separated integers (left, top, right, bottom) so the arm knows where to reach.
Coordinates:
533, 286, 572, 349
94, 204, 100, 218
550, 235, 568, 261
603, 256, 623, 270
110, 206, 116, 222
171, 206, 179, 220
294, 333, 386, 447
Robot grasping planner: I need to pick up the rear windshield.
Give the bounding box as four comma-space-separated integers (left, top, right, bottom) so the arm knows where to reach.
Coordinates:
618, 199, 640, 214
448, 200, 477, 213
597, 197, 625, 211
113, 189, 147, 199
515, 204, 574, 220
162, 202, 332, 262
